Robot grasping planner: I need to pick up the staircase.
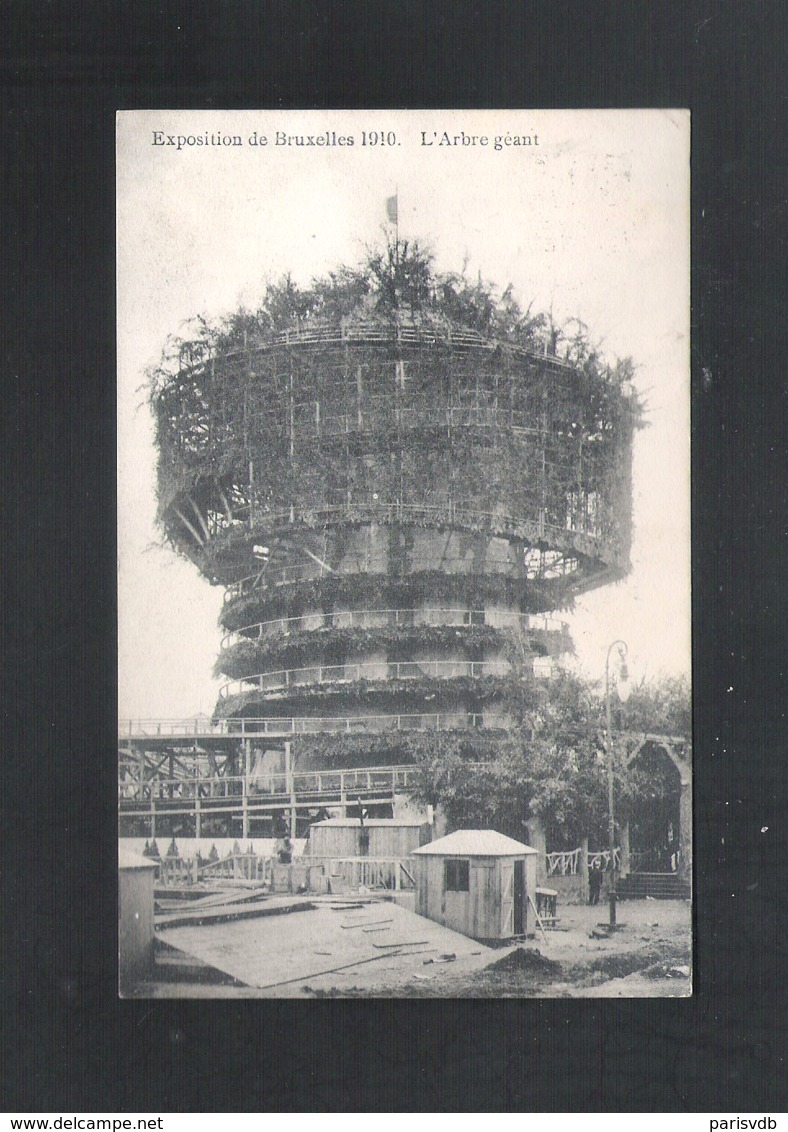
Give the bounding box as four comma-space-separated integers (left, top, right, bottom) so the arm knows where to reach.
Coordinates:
617, 872, 691, 900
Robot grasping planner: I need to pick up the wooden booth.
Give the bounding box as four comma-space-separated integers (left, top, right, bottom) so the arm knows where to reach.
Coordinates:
306, 818, 431, 859
412, 829, 539, 940
118, 848, 157, 993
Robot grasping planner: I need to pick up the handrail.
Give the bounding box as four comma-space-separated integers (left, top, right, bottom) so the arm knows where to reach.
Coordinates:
119, 711, 493, 740
222, 502, 599, 602
219, 658, 512, 699
119, 761, 426, 798
223, 561, 324, 600
162, 318, 576, 378
243, 501, 576, 537
221, 608, 569, 649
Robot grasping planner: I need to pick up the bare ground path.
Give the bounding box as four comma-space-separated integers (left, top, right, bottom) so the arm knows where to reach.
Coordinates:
138, 895, 691, 998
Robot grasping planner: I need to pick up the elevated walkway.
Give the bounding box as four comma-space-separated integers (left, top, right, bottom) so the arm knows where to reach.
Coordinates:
119, 712, 492, 742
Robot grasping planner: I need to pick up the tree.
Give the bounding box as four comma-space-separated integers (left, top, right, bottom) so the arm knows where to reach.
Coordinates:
407, 671, 691, 850
619, 673, 691, 738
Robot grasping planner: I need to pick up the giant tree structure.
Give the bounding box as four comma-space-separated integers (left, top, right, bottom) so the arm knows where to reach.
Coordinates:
149, 241, 640, 769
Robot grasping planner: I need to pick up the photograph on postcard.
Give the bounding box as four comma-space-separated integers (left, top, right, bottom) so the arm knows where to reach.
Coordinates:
117, 109, 691, 998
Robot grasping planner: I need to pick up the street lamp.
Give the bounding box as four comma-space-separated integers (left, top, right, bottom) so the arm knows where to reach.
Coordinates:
605, 639, 631, 926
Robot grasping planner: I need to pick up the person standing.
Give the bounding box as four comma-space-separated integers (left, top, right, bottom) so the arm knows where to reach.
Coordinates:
589, 860, 603, 905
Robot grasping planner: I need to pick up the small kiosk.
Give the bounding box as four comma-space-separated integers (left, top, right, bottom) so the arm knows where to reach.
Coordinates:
307, 818, 431, 859
118, 848, 157, 992
412, 829, 539, 940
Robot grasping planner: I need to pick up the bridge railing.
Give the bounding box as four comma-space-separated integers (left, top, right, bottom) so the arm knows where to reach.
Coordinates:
119, 763, 424, 801
119, 717, 234, 738
119, 711, 494, 742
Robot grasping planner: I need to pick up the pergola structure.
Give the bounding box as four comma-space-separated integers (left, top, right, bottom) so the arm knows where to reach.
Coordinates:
625, 733, 692, 884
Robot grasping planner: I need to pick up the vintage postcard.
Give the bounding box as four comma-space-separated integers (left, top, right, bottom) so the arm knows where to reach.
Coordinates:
117, 109, 691, 998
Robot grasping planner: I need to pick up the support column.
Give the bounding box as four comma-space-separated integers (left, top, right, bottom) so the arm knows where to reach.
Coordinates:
149, 759, 157, 840
579, 836, 590, 903
678, 771, 692, 886
242, 739, 251, 840
285, 742, 296, 838
620, 822, 631, 876
663, 740, 692, 888
525, 814, 547, 886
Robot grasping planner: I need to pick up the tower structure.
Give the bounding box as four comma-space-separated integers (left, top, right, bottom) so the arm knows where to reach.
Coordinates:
150, 243, 639, 777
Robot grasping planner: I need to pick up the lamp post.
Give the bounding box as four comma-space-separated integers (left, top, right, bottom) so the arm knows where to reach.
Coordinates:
605, 639, 631, 926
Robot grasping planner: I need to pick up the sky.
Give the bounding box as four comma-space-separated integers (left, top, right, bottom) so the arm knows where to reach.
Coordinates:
117, 109, 690, 720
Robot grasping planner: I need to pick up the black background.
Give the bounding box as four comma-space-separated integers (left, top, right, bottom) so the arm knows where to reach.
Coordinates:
2, 0, 785, 1112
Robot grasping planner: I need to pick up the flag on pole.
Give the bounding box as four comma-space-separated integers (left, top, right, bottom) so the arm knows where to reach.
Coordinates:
385, 195, 398, 224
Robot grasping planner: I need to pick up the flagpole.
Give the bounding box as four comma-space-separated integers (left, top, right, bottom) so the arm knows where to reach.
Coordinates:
395, 184, 399, 266
385, 190, 399, 310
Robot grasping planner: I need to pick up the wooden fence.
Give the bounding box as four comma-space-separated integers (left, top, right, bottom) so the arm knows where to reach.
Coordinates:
546, 847, 622, 876
151, 847, 414, 893
323, 856, 416, 891
151, 849, 272, 886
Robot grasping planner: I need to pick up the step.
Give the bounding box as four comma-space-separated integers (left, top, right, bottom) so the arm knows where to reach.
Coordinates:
618, 879, 688, 887
617, 875, 691, 900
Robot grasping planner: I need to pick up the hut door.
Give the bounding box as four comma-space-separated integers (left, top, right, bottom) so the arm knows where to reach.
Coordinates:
513, 859, 525, 934
500, 862, 514, 937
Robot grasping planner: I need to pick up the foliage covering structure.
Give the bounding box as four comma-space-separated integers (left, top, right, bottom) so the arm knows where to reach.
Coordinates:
149, 242, 642, 761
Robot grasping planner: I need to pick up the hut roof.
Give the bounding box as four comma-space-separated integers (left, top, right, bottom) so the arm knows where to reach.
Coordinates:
311, 818, 427, 828
118, 849, 158, 870
412, 829, 538, 857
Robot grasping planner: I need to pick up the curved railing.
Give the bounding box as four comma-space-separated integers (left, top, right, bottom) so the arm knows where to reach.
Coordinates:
220, 501, 601, 602
239, 502, 588, 544
119, 712, 495, 740
221, 608, 569, 649
245, 401, 546, 442
223, 561, 324, 601
219, 658, 512, 699
161, 319, 577, 395
184, 404, 560, 485
227, 319, 573, 366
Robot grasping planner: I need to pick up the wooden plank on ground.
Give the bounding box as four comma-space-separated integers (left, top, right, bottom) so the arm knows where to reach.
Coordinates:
156, 899, 316, 930
340, 917, 393, 930
372, 940, 429, 949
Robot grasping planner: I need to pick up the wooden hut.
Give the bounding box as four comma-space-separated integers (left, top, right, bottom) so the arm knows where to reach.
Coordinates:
412, 829, 539, 940
307, 818, 431, 860
118, 848, 157, 993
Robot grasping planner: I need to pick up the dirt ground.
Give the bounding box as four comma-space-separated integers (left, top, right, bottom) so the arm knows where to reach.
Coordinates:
147, 895, 691, 999
309, 899, 693, 998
